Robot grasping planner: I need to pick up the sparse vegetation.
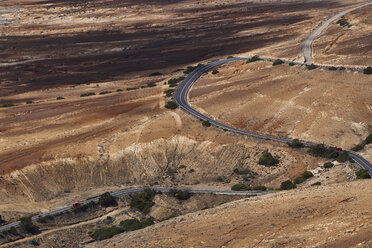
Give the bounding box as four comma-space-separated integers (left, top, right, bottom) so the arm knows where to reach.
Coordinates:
80, 92, 95, 97
126, 87, 139, 91
272, 59, 284, 66
246, 56, 260, 63
26, 101, 34, 104
202, 120, 211, 127
165, 89, 175, 97
1, 103, 15, 108
363, 67, 372, 75
307, 144, 339, 159
231, 184, 251, 191
280, 180, 296, 190
168, 76, 185, 87
328, 66, 338, 71
336, 17, 351, 28
99, 91, 112, 95
149, 72, 162, 76
311, 182, 321, 186
287, 139, 304, 148
258, 151, 279, 166
306, 64, 318, 70
147, 82, 156, 87
56, 96, 64, 100
169, 189, 192, 200
37, 214, 54, 223
165, 101, 178, 109
366, 134, 372, 144
73, 201, 97, 213
294, 177, 306, 184
252, 186, 267, 191
289, 62, 295, 66
355, 169, 371, 179
336, 151, 350, 163
323, 162, 334, 168
184, 65, 199, 74
130, 188, 156, 214
90, 225, 124, 241
233, 168, 249, 175
212, 69, 219, 75
352, 144, 364, 152
19, 217, 40, 234
98, 192, 117, 207
302, 171, 314, 179
116, 89, 123, 92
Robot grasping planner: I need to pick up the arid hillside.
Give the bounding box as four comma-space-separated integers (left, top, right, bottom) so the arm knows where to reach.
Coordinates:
190, 60, 372, 148
88, 179, 372, 248
313, 4, 372, 66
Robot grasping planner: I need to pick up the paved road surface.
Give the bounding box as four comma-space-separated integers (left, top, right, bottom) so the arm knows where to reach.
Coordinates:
303, 2, 372, 64
0, 187, 268, 232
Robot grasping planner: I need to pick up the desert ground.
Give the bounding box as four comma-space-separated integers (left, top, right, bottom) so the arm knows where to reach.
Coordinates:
0, 0, 371, 246
89, 180, 372, 248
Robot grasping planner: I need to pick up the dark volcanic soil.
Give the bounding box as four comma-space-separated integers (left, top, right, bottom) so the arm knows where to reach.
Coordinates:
0, 0, 352, 99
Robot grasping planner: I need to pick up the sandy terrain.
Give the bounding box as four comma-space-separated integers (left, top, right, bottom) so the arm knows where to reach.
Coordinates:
190, 60, 372, 148
88, 179, 372, 248
313, 4, 372, 66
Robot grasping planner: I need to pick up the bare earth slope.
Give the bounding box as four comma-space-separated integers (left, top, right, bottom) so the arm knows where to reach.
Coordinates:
89, 180, 372, 248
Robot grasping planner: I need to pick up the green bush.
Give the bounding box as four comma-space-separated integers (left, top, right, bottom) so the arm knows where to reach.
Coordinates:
80, 92, 95, 97
352, 144, 364, 152
56, 97, 64, 100
328, 66, 338, 71
202, 120, 211, 127
289, 62, 295, 66
184, 66, 197, 74
98, 192, 117, 207
149, 72, 162, 76
280, 180, 296, 190
168, 77, 185, 87
336, 151, 350, 163
20, 217, 40, 234
364, 67, 372, 75
116, 89, 123, 92
147, 82, 157, 87
1, 104, 14, 108
212, 69, 219, 75
308, 144, 338, 159
337, 17, 351, 28
311, 182, 321, 186
165, 101, 178, 109
294, 177, 305, 184
302, 171, 314, 179
126, 87, 139, 91
37, 215, 54, 223
231, 184, 251, 191
90, 226, 124, 241
246, 56, 260, 63
287, 139, 304, 148
169, 189, 192, 200
258, 151, 279, 166
99, 91, 112, 95
323, 162, 334, 168
252, 186, 267, 191
26, 101, 34, 104
272, 59, 284, 66
165, 89, 175, 97
30, 239, 39, 246
73, 201, 97, 213
233, 168, 249, 175
355, 169, 371, 179
366, 134, 372, 144
130, 188, 156, 214
306, 64, 318, 70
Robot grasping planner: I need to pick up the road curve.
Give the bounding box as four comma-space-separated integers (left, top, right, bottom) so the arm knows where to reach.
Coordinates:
174, 58, 372, 175
0, 187, 269, 232
303, 2, 372, 65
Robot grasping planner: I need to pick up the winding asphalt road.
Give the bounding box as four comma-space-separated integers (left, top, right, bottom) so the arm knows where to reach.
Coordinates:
303, 2, 372, 64
0, 187, 268, 232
